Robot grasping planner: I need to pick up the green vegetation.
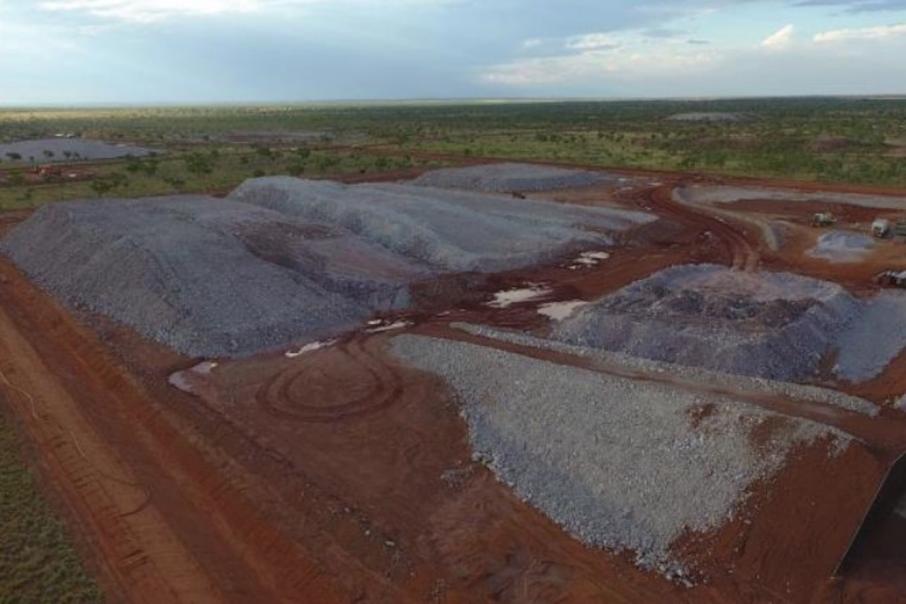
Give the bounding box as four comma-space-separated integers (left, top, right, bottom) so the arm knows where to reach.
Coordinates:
1, 98, 906, 210
0, 147, 437, 210
0, 410, 101, 602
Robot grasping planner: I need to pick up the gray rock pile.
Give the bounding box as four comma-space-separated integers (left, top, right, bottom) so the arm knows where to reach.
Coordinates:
409, 162, 611, 192
553, 264, 906, 383
390, 334, 848, 575
808, 230, 874, 263
229, 177, 652, 273
1, 196, 393, 357
3, 178, 650, 357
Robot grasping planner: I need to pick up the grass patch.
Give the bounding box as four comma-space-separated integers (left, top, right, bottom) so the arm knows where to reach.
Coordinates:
0, 408, 101, 603
0, 148, 442, 210
3, 98, 906, 211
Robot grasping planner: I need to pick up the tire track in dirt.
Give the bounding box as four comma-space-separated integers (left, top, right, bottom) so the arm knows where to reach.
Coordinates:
256, 340, 403, 423
0, 311, 217, 603
646, 184, 759, 270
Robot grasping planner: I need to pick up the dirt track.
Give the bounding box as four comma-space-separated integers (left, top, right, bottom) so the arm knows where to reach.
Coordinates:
1, 167, 905, 602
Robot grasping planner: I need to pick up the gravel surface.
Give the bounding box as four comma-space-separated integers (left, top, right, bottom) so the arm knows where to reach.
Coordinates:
0, 138, 155, 163
554, 265, 860, 382
551, 264, 906, 385
390, 334, 849, 575
674, 184, 906, 211
1, 195, 427, 357
808, 231, 875, 262
452, 323, 879, 416
230, 177, 652, 272
3, 177, 646, 357
410, 162, 613, 192
835, 291, 906, 382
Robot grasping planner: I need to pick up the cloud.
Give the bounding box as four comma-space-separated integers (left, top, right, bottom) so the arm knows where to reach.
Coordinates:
565, 32, 621, 51
34, 0, 443, 22
814, 22, 906, 41
37, 0, 266, 22
482, 40, 719, 86
761, 24, 795, 49
794, 0, 906, 12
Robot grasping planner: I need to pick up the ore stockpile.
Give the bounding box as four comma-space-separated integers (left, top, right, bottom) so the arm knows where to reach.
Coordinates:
228, 177, 653, 273
409, 162, 613, 193
553, 264, 906, 383
390, 333, 851, 575
1, 178, 651, 357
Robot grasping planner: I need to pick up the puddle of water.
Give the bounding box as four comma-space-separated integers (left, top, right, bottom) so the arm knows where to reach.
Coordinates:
486, 284, 552, 309
896, 394, 906, 413
367, 320, 412, 333
168, 360, 218, 394
285, 339, 337, 358
538, 300, 589, 321
193, 361, 218, 374
571, 251, 611, 268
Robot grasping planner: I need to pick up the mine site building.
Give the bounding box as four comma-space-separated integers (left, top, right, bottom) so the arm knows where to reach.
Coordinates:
872, 218, 892, 238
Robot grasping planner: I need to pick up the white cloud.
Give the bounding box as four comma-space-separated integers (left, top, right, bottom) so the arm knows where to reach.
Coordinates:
37, 0, 266, 22
565, 32, 621, 51
761, 24, 795, 50
35, 0, 446, 22
522, 38, 543, 49
814, 23, 906, 43
483, 43, 718, 86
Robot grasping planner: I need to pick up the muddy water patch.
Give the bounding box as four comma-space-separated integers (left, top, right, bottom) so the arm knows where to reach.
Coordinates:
571, 251, 611, 269
285, 339, 338, 358
486, 284, 552, 309
168, 360, 219, 394
538, 300, 589, 321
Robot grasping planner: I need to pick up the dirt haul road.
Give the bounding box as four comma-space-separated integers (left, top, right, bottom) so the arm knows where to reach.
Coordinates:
0, 167, 905, 603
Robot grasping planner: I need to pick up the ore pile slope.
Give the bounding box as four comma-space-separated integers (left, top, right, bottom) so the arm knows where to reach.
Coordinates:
3, 179, 650, 357
229, 177, 653, 273
554, 264, 906, 383
390, 333, 882, 594
0, 196, 418, 357
409, 162, 611, 192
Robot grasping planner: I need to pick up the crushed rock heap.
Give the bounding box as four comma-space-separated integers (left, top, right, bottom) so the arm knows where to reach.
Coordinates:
553, 264, 906, 382
2, 179, 652, 357
409, 162, 612, 193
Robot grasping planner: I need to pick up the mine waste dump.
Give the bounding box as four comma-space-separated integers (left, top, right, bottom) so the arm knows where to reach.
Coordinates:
553, 264, 906, 383
389, 331, 880, 590
409, 162, 613, 192
0, 179, 652, 357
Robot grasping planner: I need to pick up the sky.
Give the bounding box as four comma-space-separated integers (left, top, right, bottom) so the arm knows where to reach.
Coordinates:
1, 0, 906, 104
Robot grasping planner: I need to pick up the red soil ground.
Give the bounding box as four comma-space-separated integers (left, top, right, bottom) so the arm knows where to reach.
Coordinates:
1, 167, 905, 603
